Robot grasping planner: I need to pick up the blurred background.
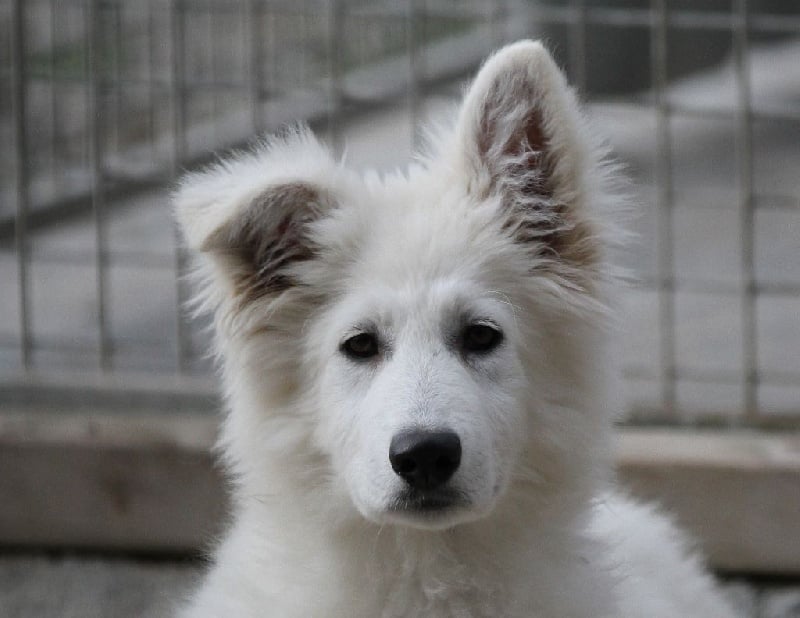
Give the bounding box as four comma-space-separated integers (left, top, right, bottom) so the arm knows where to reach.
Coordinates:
0, 0, 799, 616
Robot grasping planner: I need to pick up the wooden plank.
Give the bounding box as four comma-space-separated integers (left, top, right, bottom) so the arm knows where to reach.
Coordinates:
0, 412, 223, 552
617, 429, 800, 574
1, 412, 799, 574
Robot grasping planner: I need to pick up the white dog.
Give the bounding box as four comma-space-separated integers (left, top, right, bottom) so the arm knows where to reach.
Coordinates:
174, 41, 738, 617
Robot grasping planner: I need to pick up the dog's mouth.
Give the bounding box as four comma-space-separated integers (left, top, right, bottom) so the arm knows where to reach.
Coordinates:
385, 487, 470, 522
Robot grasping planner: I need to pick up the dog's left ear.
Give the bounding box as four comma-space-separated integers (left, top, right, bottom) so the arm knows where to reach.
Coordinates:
174, 131, 340, 303
455, 40, 598, 270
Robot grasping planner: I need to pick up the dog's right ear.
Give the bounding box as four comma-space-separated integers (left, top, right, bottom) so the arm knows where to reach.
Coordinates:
453, 41, 600, 277
174, 131, 338, 302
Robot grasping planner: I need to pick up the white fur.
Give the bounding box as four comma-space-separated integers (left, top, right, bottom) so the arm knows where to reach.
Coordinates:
174, 41, 738, 617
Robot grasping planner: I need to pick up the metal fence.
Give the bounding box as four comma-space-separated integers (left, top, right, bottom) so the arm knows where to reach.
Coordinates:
2, 0, 799, 425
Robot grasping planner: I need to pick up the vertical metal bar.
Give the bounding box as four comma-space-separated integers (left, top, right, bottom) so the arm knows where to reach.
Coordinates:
733, 0, 757, 423
407, 0, 421, 149
147, 0, 157, 158
172, 0, 187, 159
208, 1, 218, 146
490, 0, 506, 47
265, 0, 276, 128
298, 1, 309, 87
87, 0, 112, 370
11, 0, 32, 370
49, 0, 58, 178
568, 0, 588, 95
326, 0, 344, 153
650, 0, 678, 420
171, 0, 191, 372
247, 0, 263, 134
112, 1, 123, 154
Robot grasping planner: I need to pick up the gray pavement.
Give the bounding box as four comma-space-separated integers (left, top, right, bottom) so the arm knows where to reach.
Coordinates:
0, 555, 198, 618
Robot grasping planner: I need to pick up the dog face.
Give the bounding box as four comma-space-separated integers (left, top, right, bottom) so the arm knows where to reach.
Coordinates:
175, 41, 618, 530
306, 208, 531, 528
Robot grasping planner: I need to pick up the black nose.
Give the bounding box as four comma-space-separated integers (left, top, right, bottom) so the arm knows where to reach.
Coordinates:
389, 430, 462, 490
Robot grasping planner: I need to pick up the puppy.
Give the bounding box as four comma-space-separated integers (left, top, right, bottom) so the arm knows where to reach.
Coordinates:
174, 40, 738, 617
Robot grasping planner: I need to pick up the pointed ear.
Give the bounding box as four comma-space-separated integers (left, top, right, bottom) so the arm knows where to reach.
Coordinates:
455, 40, 598, 271
174, 131, 338, 303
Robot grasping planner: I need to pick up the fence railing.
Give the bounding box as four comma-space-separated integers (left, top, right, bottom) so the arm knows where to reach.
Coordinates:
2, 0, 799, 426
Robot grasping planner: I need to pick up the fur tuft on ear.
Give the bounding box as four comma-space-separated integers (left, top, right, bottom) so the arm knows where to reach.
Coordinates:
455, 40, 599, 273
173, 128, 339, 304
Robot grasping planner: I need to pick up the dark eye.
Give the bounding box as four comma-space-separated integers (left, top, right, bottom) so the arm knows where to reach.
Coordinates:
341, 333, 379, 360
462, 323, 503, 354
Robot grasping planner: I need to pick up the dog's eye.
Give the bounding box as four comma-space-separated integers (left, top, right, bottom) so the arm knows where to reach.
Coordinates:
462, 323, 503, 354
341, 333, 379, 360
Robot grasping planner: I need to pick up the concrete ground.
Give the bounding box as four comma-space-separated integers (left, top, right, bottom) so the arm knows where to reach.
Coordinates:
0, 554, 797, 618
0, 555, 197, 618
